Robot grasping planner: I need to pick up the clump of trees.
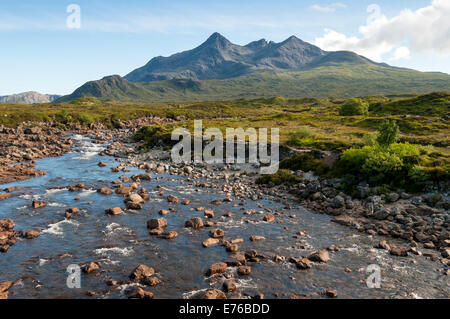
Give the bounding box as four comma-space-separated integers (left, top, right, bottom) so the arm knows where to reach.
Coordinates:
339, 98, 369, 116
336, 120, 448, 189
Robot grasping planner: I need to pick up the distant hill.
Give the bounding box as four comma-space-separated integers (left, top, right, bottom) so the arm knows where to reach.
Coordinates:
0, 91, 60, 104
56, 33, 450, 103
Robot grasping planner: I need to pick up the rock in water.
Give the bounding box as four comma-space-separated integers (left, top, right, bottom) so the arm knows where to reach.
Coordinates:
130, 264, 155, 282
308, 251, 330, 263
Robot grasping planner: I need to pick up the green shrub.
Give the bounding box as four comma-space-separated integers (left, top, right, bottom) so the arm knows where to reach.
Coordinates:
339, 98, 369, 116
134, 125, 174, 147
256, 169, 302, 186
337, 142, 423, 186
361, 133, 377, 146
289, 126, 316, 141
77, 113, 95, 126
377, 120, 399, 146
280, 152, 329, 175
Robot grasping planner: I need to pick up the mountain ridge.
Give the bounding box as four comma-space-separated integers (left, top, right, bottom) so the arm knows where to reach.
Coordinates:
124, 33, 338, 82
0, 91, 60, 104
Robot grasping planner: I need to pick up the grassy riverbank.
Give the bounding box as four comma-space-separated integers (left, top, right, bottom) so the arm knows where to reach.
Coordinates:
1, 92, 449, 192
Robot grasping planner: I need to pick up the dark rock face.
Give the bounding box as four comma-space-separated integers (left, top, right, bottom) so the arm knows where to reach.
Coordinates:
124, 33, 328, 82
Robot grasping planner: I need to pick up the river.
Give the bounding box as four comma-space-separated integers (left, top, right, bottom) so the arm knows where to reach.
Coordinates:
0, 135, 448, 299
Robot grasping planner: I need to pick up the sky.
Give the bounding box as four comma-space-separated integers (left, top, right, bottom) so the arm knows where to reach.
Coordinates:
0, 0, 449, 95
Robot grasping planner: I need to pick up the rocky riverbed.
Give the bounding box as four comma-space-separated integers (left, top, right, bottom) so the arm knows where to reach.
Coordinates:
0, 126, 448, 299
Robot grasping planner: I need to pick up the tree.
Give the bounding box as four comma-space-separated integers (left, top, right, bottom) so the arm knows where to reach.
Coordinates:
339, 98, 369, 116
377, 120, 399, 146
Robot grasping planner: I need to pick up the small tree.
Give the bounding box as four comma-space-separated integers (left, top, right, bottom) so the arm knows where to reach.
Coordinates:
377, 120, 399, 146
339, 98, 369, 116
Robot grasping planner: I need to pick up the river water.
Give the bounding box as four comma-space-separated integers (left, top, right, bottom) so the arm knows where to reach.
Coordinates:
0, 135, 448, 299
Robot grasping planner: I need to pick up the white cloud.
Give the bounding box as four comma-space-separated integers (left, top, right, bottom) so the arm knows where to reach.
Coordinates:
390, 46, 411, 61
314, 0, 450, 62
310, 3, 347, 13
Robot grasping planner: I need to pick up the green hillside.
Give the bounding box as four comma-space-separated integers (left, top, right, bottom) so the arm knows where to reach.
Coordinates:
56, 63, 450, 103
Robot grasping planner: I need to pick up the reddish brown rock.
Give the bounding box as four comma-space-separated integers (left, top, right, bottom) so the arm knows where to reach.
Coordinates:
325, 289, 338, 298
116, 187, 132, 195
185, 217, 203, 229
0, 281, 13, 299
204, 209, 214, 218
145, 276, 161, 286
83, 262, 99, 274
223, 279, 237, 292
24, 230, 40, 239
127, 287, 154, 299
250, 235, 265, 242
32, 201, 46, 209
237, 266, 251, 275
147, 218, 167, 229
203, 238, 220, 248
390, 246, 409, 257
127, 193, 144, 204
210, 228, 225, 238
0, 193, 13, 201
130, 264, 155, 282
0, 219, 14, 231
202, 288, 227, 299
308, 251, 330, 263
167, 195, 179, 203
160, 231, 178, 239
97, 187, 113, 195
206, 262, 228, 276
296, 258, 312, 270
105, 207, 123, 215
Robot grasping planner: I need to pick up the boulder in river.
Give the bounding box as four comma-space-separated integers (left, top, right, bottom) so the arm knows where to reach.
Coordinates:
203, 238, 220, 247
97, 187, 113, 195
223, 279, 237, 292
237, 266, 251, 275
206, 262, 227, 276
83, 262, 99, 274
296, 258, 312, 269
209, 228, 225, 238
24, 230, 40, 239
159, 231, 178, 239
105, 207, 123, 215
32, 201, 46, 209
130, 264, 155, 282
250, 235, 265, 242
185, 217, 203, 229
201, 288, 226, 299
0, 219, 14, 231
204, 209, 214, 218
308, 251, 330, 263
127, 287, 154, 299
167, 195, 179, 203
147, 218, 167, 229
390, 246, 409, 257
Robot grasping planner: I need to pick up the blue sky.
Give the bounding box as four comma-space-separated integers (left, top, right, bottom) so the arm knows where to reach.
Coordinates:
0, 0, 449, 95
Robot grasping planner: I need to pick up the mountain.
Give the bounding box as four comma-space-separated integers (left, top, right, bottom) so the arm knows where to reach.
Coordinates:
56, 33, 450, 103
0, 91, 60, 104
57, 75, 147, 102
124, 33, 331, 82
